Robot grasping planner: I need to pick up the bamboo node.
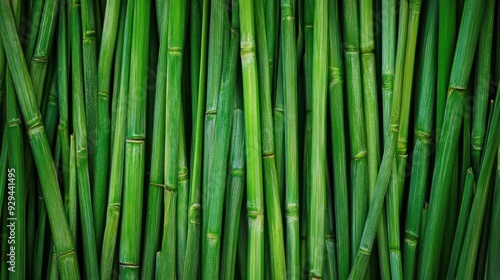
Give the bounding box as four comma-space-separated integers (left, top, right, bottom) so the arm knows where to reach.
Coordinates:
382, 74, 394, 90
263, 153, 275, 159
414, 130, 432, 143
150, 182, 165, 189
404, 230, 419, 244
230, 168, 244, 177
31, 56, 48, 64
27, 120, 45, 136
57, 249, 76, 258
353, 150, 367, 160
98, 90, 110, 99
168, 47, 183, 56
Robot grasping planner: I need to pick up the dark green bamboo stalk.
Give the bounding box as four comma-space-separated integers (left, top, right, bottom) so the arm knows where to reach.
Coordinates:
0, 129, 8, 218
281, 0, 300, 278
327, 1, 349, 277
456, 88, 500, 279
202, 8, 238, 279
342, 0, 369, 262
94, 0, 122, 251
80, 0, 98, 181
118, 0, 150, 277
0, 1, 80, 278
471, 0, 495, 173
446, 168, 474, 278
70, 0, 99, 277
57, 0, 70, 205
0, 36, 5, 111
240, 0, 265, 276
418, 0, 486, 278
100, 1, 133, 278
220, 94, 245, 280
189, 0, 201, 123
254, 0, 287, 277
436, 0, 457, 139
69, 134, 78, 240
474, 187, 493, 280
381, 0, 396, 143
402, 1, 438, 278
29, 0, 58, 107
140, 1, 168, 278
486, 147, 500, 278
324, 172, 338, 280
43, 74, 58, 149
183, 0, 209, 276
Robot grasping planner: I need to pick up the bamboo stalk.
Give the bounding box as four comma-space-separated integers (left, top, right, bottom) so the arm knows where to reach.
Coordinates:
201, 6, 237, 278
381, 0, 396, 143
29, 0, 58, 106
254, 0, 287, 277
94, 0, 122, 251
239, 0, 265, 276
100, 1, 133, 278
69, 135, 78, 241
220, 91, 245, 280
177, 101, 189, 280
281, 0, 300, 278
402, 1, 438, 278
70, 0, 99, 276
0, 1, 80, 278
140, 1, 168, 278
24, 0, 45, 63
418, 0, 486, 278
471, 0, 495, 173
118, 0, 150, 276
486, 147, 500, 278
446, 168, 474, 278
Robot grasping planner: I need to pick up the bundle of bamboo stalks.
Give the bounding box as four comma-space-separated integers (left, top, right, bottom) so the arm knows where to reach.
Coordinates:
0, 0, 499, 279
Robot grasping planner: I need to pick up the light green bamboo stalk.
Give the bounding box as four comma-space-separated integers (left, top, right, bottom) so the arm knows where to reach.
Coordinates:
0, 0, 80, 278
281, 0, 300, 278
381, 0, 396, 143
118, 0, 150, 277
418, 0, 486, 278
177, 96, 189, 280
240, 0, 265, 276
69, 135, 78, 240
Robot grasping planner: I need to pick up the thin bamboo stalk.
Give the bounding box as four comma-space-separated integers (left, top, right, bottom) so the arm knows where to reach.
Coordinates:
70, 0, 99, 276
94, 0, 122, 251
177, 97, 189, 279
486, 147, 500, 278
118, 0, 150, 276
100, 1, 133, 278
381, 0, 396, 143
24, 0, 45, 63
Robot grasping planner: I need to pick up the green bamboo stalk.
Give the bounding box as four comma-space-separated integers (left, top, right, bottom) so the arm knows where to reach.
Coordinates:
100, 1, 133, 278
418, 0, 486, 278
201, 8, 238, 278
396, 0, 423, 206
323, 168, 337, 280
239, 0, 265, 276
456, 93, 500, 278
402, 1, 438, 278
80, 0, 98, 185
177, 99, 189, 279
486, 147, 500, 278
281, 0, 300, 278
0, 36, 5, 111
24, 0, 45, 63
70, 0, 99, 277
57, 0, 70, 205
189, 0, 201, 124
69, 135, 78, 241
254, 0, 287, 277
471, 0, 495, 173
94, 0, 122, 251
156, 0, 188, 277
0, 1, 80, 278
29, 0, 58, 106
309, 0, 327, 278
1, 204, 7, 279
220, 94, 245, 280
6, 62, 26, 280
32, 201, 47, 280
0, 129, 8, 218
436, 0, 457, 139
47, 245, 59, 280
273, 48, 285, 211
140, 1, 168, 278
381, 0, 396, 143
265, 0, 278, 78
342, 0, 369, 262
474, 187, 493, 280
237, 204, 248, 280
183, 0, 209, 276
360, 0, 391, 278
446, 168, 474, 278
43, 74, 58, 149
118, 0, 150, 277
